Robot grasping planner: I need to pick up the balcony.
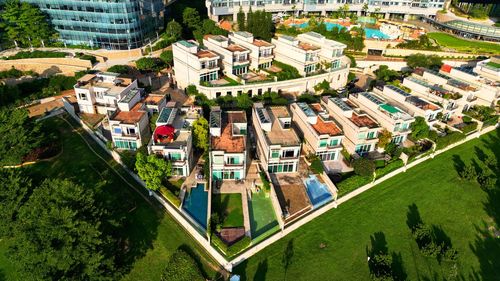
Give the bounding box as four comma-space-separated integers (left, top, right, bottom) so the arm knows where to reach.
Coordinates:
225, 161, 244, 166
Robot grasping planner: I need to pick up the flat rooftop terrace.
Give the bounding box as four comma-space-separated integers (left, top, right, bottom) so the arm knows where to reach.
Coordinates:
265, 107, 301, 146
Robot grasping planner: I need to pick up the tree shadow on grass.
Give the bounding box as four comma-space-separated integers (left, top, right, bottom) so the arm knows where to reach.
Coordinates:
406, 203, 423, 232
452, 154, 465, 176
391, 252, 407, 281
178, 244, 224, 280
282, 239, 294, 281
366, 232, 407, 281
253, 258, 268, 281
468, 128, 500, 280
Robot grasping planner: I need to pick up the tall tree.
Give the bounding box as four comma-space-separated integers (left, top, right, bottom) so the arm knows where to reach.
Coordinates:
182, 7, 201, 31
192, 117, 209, 152
0, 169, 30, 236
410, 116, 430, 140
237, 6, 246, 31
9, 179, 117, 280
135, 152, 172, 191
0, 108, 42, 166
164, 19, 182, 41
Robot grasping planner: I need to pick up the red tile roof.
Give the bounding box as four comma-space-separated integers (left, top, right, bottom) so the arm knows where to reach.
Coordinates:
311, 117, 342, 136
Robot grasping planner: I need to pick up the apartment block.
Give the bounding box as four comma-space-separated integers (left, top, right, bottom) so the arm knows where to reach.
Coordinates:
206, 0, 445, 22
290, 102, 343, 162
297, 32, 347, 71
148, 102, 202, 176
74, 72, 138, 114
441, 64, 499, 108
403, 76, 460, 120
228, 31, 275, 70
323, 97, 380, 155
108, 88, 150, 150
172, 40, 221, 89
379, 85, 442, 123
252, 103, 301, 173
272, 35, 321, 76
350, 92, 414, 145
210, 107, 248, 181
203, 34, 251, 78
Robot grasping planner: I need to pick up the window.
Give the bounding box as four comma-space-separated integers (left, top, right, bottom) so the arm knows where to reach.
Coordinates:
213, 155, 223, 164
367, 131, 376, 139
282, 150, 295, 158
317, 151, 337, 161
355, 144, 372, 154
392, 135, 404, 144
329, 139, 339, 147
78, 93, 87, 101
271, 150, 280, 158
227, 156, 240, 165
173, 167, 184, 176
319, 140, 327, 148
113, 127, 122, 134
169, 152, 182, 161
358, 132, 366, 140
282, 120, 291, 129
114, 138, 137, 150
268, 163, 295, 173
212, 170, 223, 180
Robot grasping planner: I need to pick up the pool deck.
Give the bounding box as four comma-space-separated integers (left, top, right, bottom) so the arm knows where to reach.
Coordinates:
271, 173, 312, 224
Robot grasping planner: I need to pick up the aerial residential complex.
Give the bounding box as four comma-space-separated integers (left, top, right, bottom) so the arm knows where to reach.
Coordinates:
172, 31, 350, 98
210, 108, 248, 181
290, 102, 344, 162
324, 97, 380, 155
350, 91, 414, 144
253, 103, 302, 173
206, 0, 447, 22
23, 0, 166, 49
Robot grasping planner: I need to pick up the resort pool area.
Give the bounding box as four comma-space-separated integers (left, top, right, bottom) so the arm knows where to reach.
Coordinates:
182, 183, 208, 229
290, 22, 391, 39
304, 175, 333, 209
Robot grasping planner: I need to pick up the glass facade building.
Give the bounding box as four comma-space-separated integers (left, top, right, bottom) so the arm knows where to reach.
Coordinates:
23, 0, 165, 50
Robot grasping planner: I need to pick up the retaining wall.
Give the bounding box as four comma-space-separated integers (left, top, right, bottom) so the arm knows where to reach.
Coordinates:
0, 58, 92, 76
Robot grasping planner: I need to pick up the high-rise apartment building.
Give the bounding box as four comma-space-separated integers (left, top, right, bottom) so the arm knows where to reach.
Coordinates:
206, 0, 447, 22
23, 0, 166, 50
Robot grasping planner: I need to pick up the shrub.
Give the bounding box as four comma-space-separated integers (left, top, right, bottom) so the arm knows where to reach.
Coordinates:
211, 234, 251, 258
160, 50, 174, 66
161, 249, 205, 281
353, 158, 375, 177
375, 160, 404, 179
310, 159, 324, 174
435, 131, 465, 150
374, 159, 386, 168
107, 65, 130, 74
341, 148, 351, 163
2, 51, 67, 60
75, 53, 97, 64
461, 122, 478, 134
135, 57, 164, 72
336, 174, 372, 197
270, 61, 301, 81
259, 171, 271, 192
159, 186, 181, 207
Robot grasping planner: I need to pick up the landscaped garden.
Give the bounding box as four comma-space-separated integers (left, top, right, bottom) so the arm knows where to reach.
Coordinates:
427, 32, 500, 54
0, 115, 221, 281
248, 192, 280, 241
212, 193, 244, 228
233, 128, 500, 280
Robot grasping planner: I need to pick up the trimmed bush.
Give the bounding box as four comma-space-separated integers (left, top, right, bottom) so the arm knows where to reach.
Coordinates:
353, 158, 375, 177
161, 249, 205, 281
2, 51, 67, 60
259, 171, 271, 192
337, 174, 372, 197
211, 234, 251, 258
269, 61, 301, 81
310, 159, 324, 174
159, 186, 181, 207
435, 131, 465, 150
375, 160, 404, 179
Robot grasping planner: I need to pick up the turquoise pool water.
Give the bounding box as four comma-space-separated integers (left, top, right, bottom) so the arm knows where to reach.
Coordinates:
290, 22, 391, 39
304, 175, 333, 209
182, 183, 208, 229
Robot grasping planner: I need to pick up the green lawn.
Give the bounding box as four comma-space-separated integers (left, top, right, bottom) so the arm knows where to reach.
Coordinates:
427, 32, 500, 55
234, 128, 500, 281
213, 193, 244, 228
249, 192, 279, 239
0, 115, 221, 281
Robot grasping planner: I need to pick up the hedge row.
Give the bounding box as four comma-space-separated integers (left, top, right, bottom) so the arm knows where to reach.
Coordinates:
211, 234, 251, 258
337, 174, 372, 198
159, 186, 181, 207
2, 50, 67, 60
375, 160, 404, 180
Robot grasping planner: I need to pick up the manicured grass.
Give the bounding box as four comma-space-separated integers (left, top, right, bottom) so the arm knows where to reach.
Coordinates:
249, 192, 279, 238
234, 129, 500, 280
213, 193, 244, 228
486, 61, 500, 69
427, 32, 500, 54
0, 116, 220, 281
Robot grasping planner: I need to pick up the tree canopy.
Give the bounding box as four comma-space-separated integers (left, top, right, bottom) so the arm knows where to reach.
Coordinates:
192, 117, 209, 152
0, 0, 56, 47
0, 169, 30, 236
407, 54, 443, 70
164, 19, 182, 42
410, 116, 430, 140
237, 9, 274, 41
375, 65, 400, 82
135, 152, 172, 191
135, 57, 164, 72
8, 178, 117, 280
0, 108, 42, 166
160, 50, 174, 66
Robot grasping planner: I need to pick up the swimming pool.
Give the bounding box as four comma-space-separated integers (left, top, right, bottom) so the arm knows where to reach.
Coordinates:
290, 22, 391, 39
304, 175, 333, 209
182, 183, 208, 229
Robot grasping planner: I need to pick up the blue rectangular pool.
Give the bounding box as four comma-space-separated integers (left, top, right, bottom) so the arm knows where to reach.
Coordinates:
182, 183, 208, 229
290, 22, 391, 39
304, 175, 333, 209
